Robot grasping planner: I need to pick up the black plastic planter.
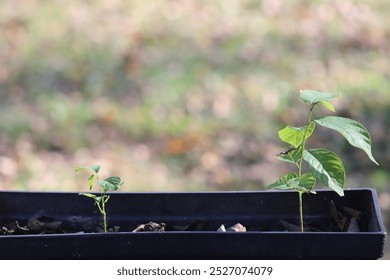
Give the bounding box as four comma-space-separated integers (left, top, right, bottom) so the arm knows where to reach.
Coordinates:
0, 188, 386, 259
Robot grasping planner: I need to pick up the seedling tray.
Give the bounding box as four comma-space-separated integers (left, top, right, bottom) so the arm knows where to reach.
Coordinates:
0, 188, 386, 259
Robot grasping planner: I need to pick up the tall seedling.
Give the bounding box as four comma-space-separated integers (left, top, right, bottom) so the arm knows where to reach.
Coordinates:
267, 90, 378, 232
75, 165, 123, 233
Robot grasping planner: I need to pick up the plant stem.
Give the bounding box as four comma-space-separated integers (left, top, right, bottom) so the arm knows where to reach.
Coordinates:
102, 208, 107, 233
299, 192, 304, 232
101, 189, 107, 233
297, 103, 316, 232
298, 103, 315, 177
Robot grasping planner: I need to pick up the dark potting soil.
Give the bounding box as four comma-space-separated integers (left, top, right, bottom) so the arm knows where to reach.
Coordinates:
0, 202, 361, 235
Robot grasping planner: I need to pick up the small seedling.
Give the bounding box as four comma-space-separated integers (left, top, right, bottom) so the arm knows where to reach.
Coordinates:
267, 90, 378, 232
75, 165, 123, 233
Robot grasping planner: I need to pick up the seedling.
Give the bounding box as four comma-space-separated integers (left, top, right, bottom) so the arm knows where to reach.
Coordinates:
267, 90, 378, 232
75, 165, 123, 233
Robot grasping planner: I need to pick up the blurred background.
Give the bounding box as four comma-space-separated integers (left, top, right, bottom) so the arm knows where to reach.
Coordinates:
0, 0, 389, 258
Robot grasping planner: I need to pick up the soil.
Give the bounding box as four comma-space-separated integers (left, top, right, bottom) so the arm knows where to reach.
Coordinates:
0, 201, 361, 235
0, 210, 106, 235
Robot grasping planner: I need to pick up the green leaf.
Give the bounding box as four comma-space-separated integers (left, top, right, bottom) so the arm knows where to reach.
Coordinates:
303, 149, 345, 196
275, 146, 302, 164
266, 173, 298, 190
315, 116, 378, 165
88, 175, 95, 190
79, 193, 97, 200
266, 172, 316, 193
278, 122, 315, 147
98, 176, 123, 191
74, 165, 101, 174
300, 90, 339, 104
279, 173, 316, 193
298, 172, 317, 193
319, 100, 335, 112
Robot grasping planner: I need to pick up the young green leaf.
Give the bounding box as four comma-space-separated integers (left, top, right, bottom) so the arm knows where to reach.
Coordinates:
300, 90, 339, 104
266, 172, 316, 193
275, 146, 303, 164
303, 148, 345, 196
266, 172, 298, 190
285, 173, 317, 193
98, 176, 123, 191
75, 165, 101, 174
88, 174, 95, 190
296, 172, 317, 193
79, 193, 97, 200
319, 100, 335, 112
314, 116, 378, 165
278, 122, 315, 148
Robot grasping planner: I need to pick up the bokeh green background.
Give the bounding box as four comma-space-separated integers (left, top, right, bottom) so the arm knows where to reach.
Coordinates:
1, 0, 389, 258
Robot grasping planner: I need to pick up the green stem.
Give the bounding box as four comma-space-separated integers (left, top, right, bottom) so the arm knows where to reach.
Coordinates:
299, 192, 304, 232
102, 207, 107, 233
297, 103, 316, 232
298, 103, 315, 177
101, 189, 107, 233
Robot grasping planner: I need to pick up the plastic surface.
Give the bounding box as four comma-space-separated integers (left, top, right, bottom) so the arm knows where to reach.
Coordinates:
0, 188, 386, 259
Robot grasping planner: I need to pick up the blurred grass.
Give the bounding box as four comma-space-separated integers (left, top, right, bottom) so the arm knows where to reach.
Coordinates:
0, 0, 390, 257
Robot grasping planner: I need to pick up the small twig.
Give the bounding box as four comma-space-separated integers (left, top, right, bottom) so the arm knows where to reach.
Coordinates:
16, 221, 29, 232
132, 224, 145, 232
